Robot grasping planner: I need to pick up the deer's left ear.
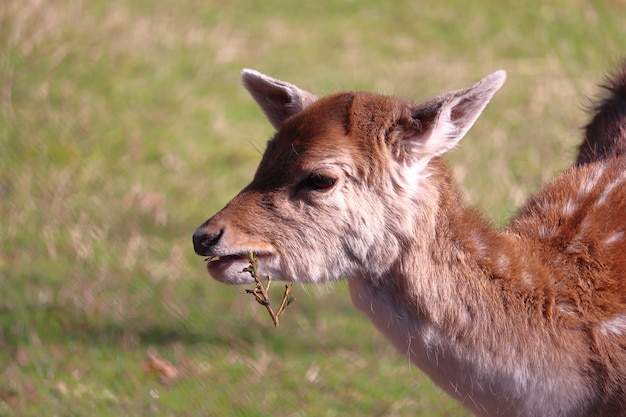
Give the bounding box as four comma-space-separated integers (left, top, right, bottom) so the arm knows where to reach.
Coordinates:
395, 70, 506, 162
242, 69, 318, 131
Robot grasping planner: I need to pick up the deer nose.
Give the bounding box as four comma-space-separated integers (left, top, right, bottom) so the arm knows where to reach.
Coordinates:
192, 225, 223, 256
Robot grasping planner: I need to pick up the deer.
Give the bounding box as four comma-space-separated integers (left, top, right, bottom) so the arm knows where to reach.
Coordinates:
192, 64, 626, 417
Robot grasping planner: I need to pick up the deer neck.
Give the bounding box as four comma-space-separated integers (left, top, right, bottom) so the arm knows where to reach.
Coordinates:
348, 159, 579, 417
350, 157, 513, 353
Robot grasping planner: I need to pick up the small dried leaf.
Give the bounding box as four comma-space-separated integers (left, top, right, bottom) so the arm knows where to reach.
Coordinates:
144, 349, 179, 385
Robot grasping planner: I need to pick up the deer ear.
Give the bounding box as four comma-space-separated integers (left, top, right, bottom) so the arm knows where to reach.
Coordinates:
241, 69, 318, 130
399, 70, 506, 161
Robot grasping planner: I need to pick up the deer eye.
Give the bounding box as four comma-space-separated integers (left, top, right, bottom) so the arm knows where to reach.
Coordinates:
302, 173, 337, 191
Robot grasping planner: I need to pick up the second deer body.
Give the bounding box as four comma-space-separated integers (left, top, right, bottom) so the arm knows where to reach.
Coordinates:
193, 65, 626, 416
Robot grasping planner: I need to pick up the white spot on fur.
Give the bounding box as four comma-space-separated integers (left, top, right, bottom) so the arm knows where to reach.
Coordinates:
600, 314, 626, 337
537, 197, 552, 213
565, 239, 583, 255
563, 198, 577, 217
556, 302, 576, 315
496, 254, 510, 272
520, 271, 534, 286
537, 225, 556, 239
604, 231, 624, 245
580, 164, 606, 196
596, 174, 625, 207
471, 233, 488, 256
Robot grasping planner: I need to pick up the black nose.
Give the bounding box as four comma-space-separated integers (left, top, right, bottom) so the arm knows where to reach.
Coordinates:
192, 226, 223, 256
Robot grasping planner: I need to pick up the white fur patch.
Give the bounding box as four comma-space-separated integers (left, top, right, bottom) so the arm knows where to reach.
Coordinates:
596, 171, 626, 206
563, 197, 577, 217
496, 254, 510, 271
580, 164, 606, 196
600, 314, 626, 337
537, 224, 556, 239
519, 271, 534, 286
604, 231, 624, 245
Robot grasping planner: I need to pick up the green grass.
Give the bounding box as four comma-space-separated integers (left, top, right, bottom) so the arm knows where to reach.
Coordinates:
1, 0, 624, 415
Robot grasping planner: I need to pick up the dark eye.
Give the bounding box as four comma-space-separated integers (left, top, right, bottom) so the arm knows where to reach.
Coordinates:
303, 173, 337, 191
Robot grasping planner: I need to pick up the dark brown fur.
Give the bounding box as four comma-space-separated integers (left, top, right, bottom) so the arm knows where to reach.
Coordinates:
577, 63, 626, 165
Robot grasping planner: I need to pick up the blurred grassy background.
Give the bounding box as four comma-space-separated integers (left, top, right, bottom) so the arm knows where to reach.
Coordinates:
0, 0, 624, 415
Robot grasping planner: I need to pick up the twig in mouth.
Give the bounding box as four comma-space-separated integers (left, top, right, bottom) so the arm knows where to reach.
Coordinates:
243, 251, 293, 327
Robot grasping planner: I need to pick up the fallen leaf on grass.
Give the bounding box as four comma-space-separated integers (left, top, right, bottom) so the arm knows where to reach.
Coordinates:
143, 349, 179, 385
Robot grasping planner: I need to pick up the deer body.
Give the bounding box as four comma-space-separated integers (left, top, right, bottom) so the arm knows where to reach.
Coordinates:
193, 66, 626, 416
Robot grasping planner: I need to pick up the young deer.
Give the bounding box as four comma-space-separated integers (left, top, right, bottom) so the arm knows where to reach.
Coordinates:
193, 65, 626, 417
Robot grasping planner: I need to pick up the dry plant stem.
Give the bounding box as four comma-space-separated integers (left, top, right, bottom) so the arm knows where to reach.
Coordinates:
244, 251, 292, 327
276, 283, 292, 317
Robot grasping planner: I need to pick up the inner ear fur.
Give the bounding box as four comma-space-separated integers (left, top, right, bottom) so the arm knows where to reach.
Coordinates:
242, 69, 318, 130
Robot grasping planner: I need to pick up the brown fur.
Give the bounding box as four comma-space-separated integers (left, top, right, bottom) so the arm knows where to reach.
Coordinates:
193, 66, 626, 416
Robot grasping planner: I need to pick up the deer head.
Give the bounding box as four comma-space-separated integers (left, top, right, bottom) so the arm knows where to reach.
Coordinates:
193, 69, 505, 285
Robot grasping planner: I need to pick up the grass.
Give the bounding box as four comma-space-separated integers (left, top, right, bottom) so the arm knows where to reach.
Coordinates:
0, 0, 624, 415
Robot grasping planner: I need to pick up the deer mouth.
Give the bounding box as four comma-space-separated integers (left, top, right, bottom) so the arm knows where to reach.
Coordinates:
205, 252, 271, 284
205, 253, 247, 263
205, 253, 248, 268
